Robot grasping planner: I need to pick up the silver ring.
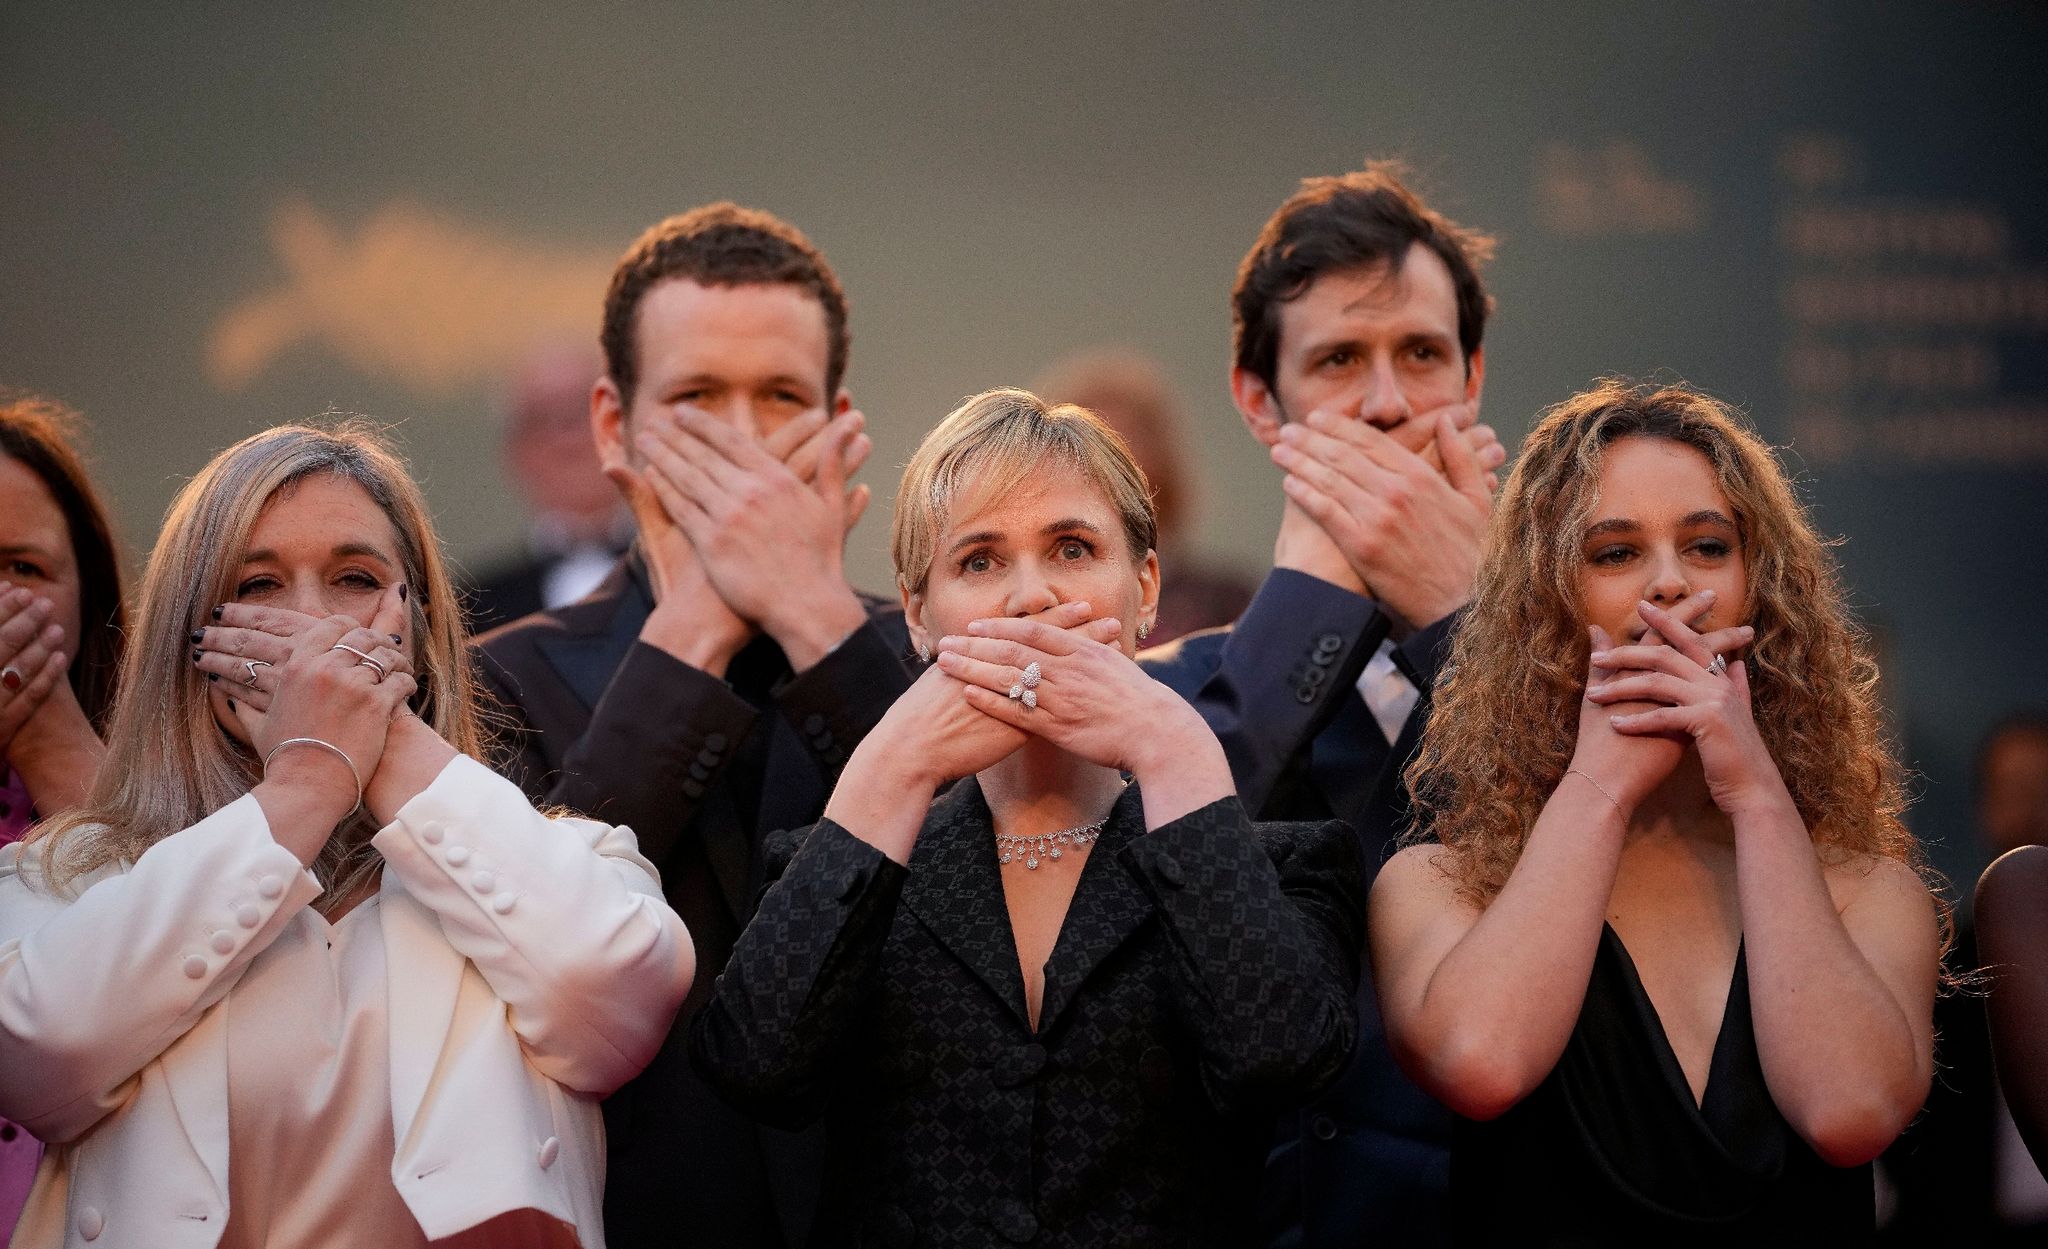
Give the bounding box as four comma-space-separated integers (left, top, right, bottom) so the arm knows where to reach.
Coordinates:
1008, 682, 1024, 700
242, 659, 270, 688
1706, 654, 1728, 677
1021, 688, 1038, 709
331, 643, 385, 680
1020, 661, 1042, 689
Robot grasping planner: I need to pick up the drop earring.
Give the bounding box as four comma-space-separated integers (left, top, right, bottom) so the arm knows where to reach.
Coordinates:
917, 642, 931, 664
1137, 621, 1152, 641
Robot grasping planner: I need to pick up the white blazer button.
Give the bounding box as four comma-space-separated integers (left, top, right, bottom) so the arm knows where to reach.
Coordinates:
182, 956, 209, 980
419, 820, 445, 845
258, 874, 284, 899
537, 1136, 560, 1169
472, 870, 496, 894
236, 904, 262, 929
210, 931, 236, 955
492, 892, 517, 915
78, 1206, 104, 1240
445, 845, 471, 866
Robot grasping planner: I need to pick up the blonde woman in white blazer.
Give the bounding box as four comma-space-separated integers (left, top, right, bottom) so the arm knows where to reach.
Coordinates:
0, 423, 695, 1248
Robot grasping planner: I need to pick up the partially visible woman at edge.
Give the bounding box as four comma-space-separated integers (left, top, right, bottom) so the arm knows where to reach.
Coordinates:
1372, 379, 1939, 1245
0, 422, 693, 1248
691, 388, 1364, 1247
0, 396, 128, 1241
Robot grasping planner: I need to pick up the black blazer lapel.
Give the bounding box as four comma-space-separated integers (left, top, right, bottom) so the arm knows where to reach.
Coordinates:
534, 556, 650, 713
900, 779, 1033, 1031
1035, 782, 1154, 1034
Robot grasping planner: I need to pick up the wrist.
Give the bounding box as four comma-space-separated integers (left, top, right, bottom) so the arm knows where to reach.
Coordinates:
641, 598, 750, 676
1561, 765, 1635, 825
764, 583, 866, 673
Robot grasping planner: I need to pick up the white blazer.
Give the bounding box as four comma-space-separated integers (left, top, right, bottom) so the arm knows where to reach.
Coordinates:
0, 754, 694, 1248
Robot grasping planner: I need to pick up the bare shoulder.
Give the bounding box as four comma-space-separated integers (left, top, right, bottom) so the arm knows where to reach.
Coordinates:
1820, 850, 1935, 920
1372, 843, 1476, 915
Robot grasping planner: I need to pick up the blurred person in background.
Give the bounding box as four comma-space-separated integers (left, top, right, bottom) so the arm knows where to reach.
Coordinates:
463, 342, 632, 634
1882, 712, 2048, 1245
0, 395, 127, 1243
1032, 348, 1254, 645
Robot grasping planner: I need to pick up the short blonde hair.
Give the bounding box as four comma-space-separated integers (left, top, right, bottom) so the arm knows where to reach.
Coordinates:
892, 388, 1157, 595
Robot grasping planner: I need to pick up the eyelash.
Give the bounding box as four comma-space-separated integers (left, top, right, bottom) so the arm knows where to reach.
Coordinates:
7, 559, 45, 579
957, 539, 1095, 574
1589, 538, 1732, 567
234, 569, 384, 597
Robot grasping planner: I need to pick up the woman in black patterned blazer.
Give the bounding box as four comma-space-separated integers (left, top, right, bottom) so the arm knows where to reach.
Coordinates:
691, 388, 1364, 1247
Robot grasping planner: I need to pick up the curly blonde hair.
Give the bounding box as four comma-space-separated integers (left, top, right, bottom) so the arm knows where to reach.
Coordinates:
1405, 379, 1916, 906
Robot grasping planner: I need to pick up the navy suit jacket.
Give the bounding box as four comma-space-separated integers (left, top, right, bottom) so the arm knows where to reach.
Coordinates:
1141, 567, 1457, 1248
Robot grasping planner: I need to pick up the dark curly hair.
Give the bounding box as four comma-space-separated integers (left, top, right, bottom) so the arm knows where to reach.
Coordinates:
601, 202, 850, 406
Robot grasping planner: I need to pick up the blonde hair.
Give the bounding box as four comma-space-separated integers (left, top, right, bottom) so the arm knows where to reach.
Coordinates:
891, 388, 1157, 594
1405, 379, 1920, 906
34, 421, 483, 908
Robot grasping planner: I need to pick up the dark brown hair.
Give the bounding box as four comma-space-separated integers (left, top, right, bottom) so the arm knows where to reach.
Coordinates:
1233, 160, 1495, 390
0, 395, 127, 730
600, 202, 850, 406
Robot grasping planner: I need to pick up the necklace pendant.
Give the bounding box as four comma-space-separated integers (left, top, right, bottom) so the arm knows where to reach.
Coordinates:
999, 848, 1014, 864
1049, 846, 1062, 860
1025, 853, 1040, 870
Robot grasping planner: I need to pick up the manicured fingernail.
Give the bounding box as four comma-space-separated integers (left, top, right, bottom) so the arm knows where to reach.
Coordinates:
398, 583, 408, 602
191, 648, 202, 662
1590, 651, 1609, 662
226, 699, 236, 711
389, 633, 403, 645
968, 621, 988, 635
211, 605, 223, 620
207, 673, 217, 682
190, 629, 205, 643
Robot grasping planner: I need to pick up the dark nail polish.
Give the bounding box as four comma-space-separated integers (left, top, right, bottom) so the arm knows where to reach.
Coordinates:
207, 673, 217, 682
226, 699, 236, 712
390, 634, 403, 645
211, 605, 223, 620
191, 648, 202, 662
190, 629, 205, 643
398, 583, 408, 602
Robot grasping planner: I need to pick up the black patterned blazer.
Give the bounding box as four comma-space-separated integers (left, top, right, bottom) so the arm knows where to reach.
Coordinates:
690, 777, 1365, 1248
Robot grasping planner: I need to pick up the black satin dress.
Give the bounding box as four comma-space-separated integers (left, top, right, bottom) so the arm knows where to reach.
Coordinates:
1452, 926, 1873, 1246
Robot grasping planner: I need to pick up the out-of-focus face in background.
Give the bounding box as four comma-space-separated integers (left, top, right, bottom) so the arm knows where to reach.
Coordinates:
0, 452, 84, 653
1034, 349, 1190, 546
1979, 722, 2048, 856
502, 341, 614, 531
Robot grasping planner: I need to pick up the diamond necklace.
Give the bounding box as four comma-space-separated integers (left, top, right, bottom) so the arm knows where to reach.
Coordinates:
995, 813, 1111, 871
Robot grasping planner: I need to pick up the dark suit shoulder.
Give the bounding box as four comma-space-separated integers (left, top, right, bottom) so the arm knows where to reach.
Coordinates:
1253, 816, 1365, 886
1137, 624, 1230, 693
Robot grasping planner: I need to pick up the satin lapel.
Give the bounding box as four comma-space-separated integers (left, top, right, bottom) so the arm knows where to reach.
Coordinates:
1035, 783, 1154, 1034
534, 557, 650, 714
159, 998, 233, 1205
380, 884, 466, 1149
900, 778, 1031, 1030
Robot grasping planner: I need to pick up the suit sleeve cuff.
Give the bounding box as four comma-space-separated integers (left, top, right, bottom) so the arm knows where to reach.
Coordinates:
776, 620, 914, 775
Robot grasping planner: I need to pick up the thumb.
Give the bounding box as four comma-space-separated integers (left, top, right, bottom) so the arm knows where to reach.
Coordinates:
816, 418, 849, 503
1437, 411, 1486, 499
367, 581, 406, 642
843, 482, 872, 532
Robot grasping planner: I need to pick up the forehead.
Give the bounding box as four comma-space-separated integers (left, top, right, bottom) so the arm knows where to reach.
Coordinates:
634, 278, 830, 391
1277, 242, 1460, 353
1591, 437, 1730, 516
939, 458, 1122, 539
0, 455, 66, 539
249, 473, 400, 551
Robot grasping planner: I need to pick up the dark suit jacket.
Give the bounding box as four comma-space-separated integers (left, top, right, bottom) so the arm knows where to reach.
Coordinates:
690, 778, 1366, 1248
472, 552, 914, 1249
1141, 567, 1457, 1248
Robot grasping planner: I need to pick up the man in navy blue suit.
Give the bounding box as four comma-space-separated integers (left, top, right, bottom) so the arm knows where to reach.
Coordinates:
1141, 163, 1505, 1247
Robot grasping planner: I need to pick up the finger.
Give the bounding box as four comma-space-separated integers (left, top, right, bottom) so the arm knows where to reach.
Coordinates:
211, 601, 324, 638
1280, 475, 1365, 554
333, 627, 413, 679
1272, 440, 1381, 520
784, 409, 862, 483
5, 620, 63, 686
934, 634, 1046, 670
0, 594, 53, 653
1585, 672, 1695, 706
960, 681, 1043, 734
1729, 658, 1752, 711
1586, 643, 1708, 677
638, 456, 715, 537
814, 417, 850, 506
1696, 623, 1756, 658
762, 406, 832, 466
0, 647, 67, 734
1463, 424, 1507, 472
1634, 589, 1716, 649
290, 615, 357, 658
1485, 471, 1500, 494
1437, 411, 1489, 499
841, 428, 874, 479
1031, 600, 1095, 631
933, 648, 1031, 696
1638, 600, 1714, 668
1609, 706, 1697, 736
1304, 410, 1428, 476
1080, 617, 1124, 645
963, 615, 1085, 656
194, 649, 279, 693
192, 624, 295, 665
843, 482, 872, 532
637, 424, 729, 507
1280, 418, 1399, 487
1587, 624, 1616, 682
366, 582, 407, 646
378, 670, 421, 718
675, 405, 783, 474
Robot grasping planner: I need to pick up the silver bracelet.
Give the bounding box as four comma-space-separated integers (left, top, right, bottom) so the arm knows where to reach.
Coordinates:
263, 736, 364, 821
1565, 767, 1624, 816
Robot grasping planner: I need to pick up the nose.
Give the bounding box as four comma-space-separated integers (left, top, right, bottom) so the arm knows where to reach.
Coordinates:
1642, 550, 1690, 608
728, 396, 761, 439
279, 582, 335, 620
1004, 559, 1063, 619
1357, 358, 1412, 429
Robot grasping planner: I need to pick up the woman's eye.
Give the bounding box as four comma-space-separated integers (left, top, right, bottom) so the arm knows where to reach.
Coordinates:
1057, 540, 1091, 561
7, 559, 43, 579
1690, 539, 1730, 560
1589, 545, 1633, 566
338, 570, 384, 591
962, 554, 993, 574
235, 576, 279, 597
